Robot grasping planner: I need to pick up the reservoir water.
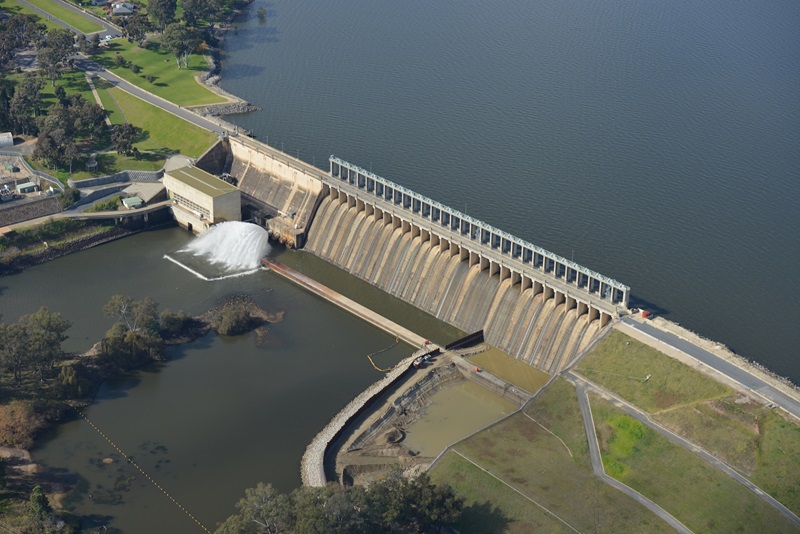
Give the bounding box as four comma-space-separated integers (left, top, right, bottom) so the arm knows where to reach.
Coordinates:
220, 0, 800, 382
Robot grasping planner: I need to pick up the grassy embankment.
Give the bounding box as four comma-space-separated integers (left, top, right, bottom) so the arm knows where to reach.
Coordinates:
1, 0, 63, 31
430, 379, 671, 533
92, 38, 226, 106
577, 330, 800, 515
29, 76, 218, 182
592, 396, 797, 532
21, 0, 103, 34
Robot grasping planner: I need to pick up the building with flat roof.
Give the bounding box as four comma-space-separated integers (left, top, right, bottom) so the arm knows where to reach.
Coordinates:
163, 165, 240, 233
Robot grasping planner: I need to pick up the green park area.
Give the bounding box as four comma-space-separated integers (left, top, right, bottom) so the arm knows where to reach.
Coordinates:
430, 379, 670, 533
26, 75, 217, 183
592, 396, 797, 532
576, 330, 732, 411
578, 330, 800, 515
1, 0, 62, 31
19, 0, 103, 34
92, 39, 226, 106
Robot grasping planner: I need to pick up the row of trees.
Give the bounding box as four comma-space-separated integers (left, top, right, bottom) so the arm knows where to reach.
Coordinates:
0, 308, 71, 385
217, 473, 464, 534
32, 90, 107, 171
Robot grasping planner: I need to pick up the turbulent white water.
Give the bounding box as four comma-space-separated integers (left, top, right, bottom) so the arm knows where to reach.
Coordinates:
180, 221, 271, 272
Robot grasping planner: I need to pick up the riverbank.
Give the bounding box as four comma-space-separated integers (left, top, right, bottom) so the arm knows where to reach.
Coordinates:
0, 224, 138, 276
0, 294, 281, 528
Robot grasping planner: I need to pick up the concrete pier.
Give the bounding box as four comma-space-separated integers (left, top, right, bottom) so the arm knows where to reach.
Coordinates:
261, 257, 428, 348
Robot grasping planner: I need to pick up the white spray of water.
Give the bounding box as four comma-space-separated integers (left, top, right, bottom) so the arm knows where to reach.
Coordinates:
179, 221, 271, 272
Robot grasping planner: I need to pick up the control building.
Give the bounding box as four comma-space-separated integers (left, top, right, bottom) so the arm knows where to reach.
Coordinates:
163, 165, 240, 233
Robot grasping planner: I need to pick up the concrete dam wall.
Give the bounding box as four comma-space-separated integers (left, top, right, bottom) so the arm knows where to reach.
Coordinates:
304, 192, 600, 374
202, 138, 630, 375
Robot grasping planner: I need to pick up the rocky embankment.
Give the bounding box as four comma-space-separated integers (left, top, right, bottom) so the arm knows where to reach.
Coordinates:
0, 225, 135, 275
301, 356, 416, 487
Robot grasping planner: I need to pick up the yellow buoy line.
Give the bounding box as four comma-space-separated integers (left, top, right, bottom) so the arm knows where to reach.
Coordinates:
75, 409, 211, 533
367, 335, 400, 372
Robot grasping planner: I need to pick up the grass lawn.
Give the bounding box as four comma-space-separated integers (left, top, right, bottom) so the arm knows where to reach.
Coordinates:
2, 0, 62, 31
658, 399, 800, 515
92, 77, 129, 125
4, 70, 95, 107
576, 330, 731, 412
22, 0, 103, 33
92, 39, 225, 106
430, 379, 670, 532
468, 348, 550, 394
108, 86, 217, 157
592, 395, 798, 533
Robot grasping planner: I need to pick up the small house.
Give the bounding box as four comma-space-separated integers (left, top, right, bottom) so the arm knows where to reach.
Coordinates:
111, 2, 134, 15
122, 196, 143, 209
15, 182, 38, 194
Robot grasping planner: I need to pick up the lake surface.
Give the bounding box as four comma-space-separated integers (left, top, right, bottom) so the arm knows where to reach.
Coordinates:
219, 0, 800, 382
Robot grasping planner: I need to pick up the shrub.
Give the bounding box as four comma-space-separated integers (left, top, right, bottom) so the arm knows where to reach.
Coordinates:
59, 187, 81, 208
130, 64, 140, 74
0, 400, 46, 449
159, 309, 194, 338
114, 53, 126, 67
145, 74, 154, 83
210, 304, 256, 336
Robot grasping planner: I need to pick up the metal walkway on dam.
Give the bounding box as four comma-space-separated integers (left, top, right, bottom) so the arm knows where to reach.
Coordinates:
201, 136, 631, 375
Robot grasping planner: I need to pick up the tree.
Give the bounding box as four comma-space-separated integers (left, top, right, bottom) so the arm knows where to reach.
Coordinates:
104, 295, 160, 334
72, 97, 107, 141
28, 485, 53, 533
36, 28, 75, 86
210, 303, 255, 336
86, 33, 99, 54
148, 0, 177, 31
218, 474, 464, 534
217, 482, 291, 534
161, 23, 201, 69
19, 307, 71, 381
9, 74, 44, 135
182, 0, 216, 26
124, 13, 151, 46
102, 295, 163, 367
3, 323, 31, 384
111, 122, 136, 155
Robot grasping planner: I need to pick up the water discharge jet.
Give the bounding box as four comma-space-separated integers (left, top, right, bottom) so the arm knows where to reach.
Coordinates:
165, 222, 271, 280
182, 221, 271, 271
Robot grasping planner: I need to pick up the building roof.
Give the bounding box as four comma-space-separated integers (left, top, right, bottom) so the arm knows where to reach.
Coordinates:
165, 165, 238, 198
0, 132, 12, 147
122, 196, 143, 208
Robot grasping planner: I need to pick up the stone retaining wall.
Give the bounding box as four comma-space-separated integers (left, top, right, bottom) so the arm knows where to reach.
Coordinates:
301, 356, 416, 487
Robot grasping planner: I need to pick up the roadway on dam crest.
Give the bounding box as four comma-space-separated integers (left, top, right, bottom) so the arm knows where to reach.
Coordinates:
618, 317, 800, 421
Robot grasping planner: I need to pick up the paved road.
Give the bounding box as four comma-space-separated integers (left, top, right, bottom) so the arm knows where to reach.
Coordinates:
568, 371, 800, 529
15, 0, 116, 36
620, 317, 800, 420
570, 377, 693, 533
71, 56, 228, 136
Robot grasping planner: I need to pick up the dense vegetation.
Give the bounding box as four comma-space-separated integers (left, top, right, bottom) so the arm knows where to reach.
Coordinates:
217, 473, 464, 534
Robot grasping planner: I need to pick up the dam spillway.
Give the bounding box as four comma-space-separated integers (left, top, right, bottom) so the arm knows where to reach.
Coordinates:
196, 137, 630, 375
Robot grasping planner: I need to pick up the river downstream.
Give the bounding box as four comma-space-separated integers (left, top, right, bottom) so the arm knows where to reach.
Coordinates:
0, 228, 425, 531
